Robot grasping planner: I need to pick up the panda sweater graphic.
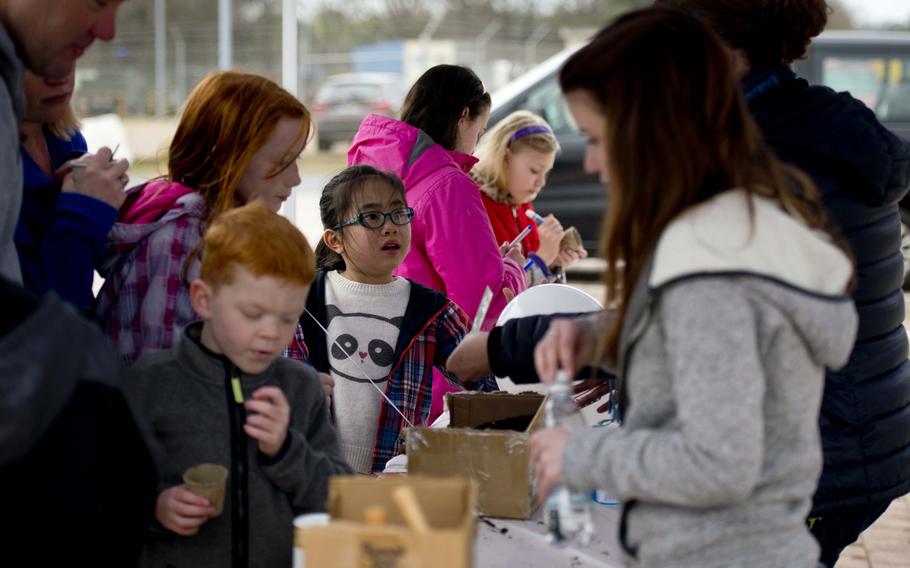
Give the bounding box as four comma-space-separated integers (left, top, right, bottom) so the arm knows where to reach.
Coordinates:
323, 270, 411, 473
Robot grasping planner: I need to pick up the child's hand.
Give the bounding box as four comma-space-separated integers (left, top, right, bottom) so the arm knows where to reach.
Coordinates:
156, 485, 215, 536
446, 332, 492, 382
244, 386, 290, 457
536, 215, 565, 266
551, 246, 587, 269
318, 372, 334, 403
500, 241, 526, 266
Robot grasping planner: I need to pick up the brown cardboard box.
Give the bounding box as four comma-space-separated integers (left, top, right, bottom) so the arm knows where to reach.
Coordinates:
406, 392, 546, 519
298, 475, 477, 568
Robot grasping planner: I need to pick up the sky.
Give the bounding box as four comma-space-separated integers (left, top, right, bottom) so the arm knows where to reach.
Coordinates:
839, 0, 910, 26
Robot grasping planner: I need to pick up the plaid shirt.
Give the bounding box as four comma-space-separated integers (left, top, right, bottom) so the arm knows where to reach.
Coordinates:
94, 192, 206, 364
288, 271, 498, 472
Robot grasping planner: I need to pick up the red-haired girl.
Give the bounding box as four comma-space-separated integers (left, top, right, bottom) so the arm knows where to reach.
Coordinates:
95, 71, 311, 364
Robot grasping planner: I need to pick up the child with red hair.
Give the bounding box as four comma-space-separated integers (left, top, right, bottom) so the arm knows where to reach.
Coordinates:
125, 202, 350, 568
96, 71, 311, 364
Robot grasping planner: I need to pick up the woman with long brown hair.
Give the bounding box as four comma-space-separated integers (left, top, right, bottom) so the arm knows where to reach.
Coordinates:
656, 2, 910, 565
95, 71, 311, 364
522, 8, 858, 567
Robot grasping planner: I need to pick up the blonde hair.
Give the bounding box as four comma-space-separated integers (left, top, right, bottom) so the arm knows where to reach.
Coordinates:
48, 105, 81, 141
201, 201, 316, 289
472, 111, 560, 201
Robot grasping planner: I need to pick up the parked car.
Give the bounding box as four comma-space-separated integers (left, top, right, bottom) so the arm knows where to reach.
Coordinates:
488, 31, 910, 282
312, 73, 405, 151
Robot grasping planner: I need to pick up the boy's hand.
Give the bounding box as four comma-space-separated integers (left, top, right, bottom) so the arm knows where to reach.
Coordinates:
318, 372, 334, 403
156, 485, 215, 536
244, 387, 290, 457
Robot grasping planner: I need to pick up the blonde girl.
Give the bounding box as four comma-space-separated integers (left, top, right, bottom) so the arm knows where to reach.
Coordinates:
473, 111, 586, 284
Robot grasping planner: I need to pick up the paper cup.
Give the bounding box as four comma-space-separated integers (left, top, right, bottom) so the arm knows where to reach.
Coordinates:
183, 464, 230, 516
293, 513, 330, 568
559, 226, 584, 253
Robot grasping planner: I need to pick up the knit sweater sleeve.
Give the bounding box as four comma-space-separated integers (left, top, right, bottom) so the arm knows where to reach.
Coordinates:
562, 280, 765, 507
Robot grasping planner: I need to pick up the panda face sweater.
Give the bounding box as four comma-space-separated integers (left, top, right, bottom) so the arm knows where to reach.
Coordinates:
323, 270, 410, 473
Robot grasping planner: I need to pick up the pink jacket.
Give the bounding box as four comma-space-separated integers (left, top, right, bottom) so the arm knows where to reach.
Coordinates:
348, 115, 526, 328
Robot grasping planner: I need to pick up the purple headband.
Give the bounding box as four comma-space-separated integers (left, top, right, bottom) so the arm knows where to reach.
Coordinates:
509, 125, 552, 144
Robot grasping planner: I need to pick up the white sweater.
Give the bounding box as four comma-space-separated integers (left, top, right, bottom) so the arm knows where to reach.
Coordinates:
324, 271, 410, 473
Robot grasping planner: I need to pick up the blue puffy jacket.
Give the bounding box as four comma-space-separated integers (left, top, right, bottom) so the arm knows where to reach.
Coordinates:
747, 70, 910, 514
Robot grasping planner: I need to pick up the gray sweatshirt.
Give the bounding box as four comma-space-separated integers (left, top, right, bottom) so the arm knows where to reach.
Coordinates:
0, 24, 24, 282
563, 190, 858, 568
125, 322, 353, 568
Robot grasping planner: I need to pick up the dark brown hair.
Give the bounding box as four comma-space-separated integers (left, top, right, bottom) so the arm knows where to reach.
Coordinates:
560, 7, 840, 361
654, 0, 829, 68
400, 64, 491, 151
316, 165, 408, 271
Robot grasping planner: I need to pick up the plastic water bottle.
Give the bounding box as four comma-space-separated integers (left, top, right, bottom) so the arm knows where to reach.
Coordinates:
543, 370, 594, 545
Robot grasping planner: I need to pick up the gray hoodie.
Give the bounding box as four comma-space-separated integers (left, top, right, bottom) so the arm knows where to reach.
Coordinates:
0, 24, 24, 283
563, 190, 858, 568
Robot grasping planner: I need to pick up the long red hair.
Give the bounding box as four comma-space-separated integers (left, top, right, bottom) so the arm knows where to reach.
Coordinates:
168, 71, 312, 222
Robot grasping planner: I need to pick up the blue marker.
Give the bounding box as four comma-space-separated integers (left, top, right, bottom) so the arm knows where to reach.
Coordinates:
525, 209, 546, 225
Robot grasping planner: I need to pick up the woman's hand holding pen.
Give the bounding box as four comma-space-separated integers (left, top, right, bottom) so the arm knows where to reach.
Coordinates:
59, 145, 130, 209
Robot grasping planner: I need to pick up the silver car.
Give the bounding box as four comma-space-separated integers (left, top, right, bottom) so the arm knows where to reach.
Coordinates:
312, 73, 405, 151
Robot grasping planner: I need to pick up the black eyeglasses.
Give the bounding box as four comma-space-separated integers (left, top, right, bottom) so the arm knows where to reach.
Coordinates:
331, 207, 415, 230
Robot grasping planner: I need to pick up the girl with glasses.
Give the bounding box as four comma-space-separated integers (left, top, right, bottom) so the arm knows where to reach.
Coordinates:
286, 165, 497, 474
348, 64, 528, 423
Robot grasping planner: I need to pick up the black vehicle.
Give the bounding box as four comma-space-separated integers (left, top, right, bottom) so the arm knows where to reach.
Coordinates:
488, 31, 910, 275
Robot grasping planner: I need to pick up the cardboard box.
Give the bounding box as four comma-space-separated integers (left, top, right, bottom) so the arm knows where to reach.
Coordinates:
406, 392, 546, 519
298, 475, 477, 568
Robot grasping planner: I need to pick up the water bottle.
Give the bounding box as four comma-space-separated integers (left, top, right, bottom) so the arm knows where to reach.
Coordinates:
543, 370, 594, 545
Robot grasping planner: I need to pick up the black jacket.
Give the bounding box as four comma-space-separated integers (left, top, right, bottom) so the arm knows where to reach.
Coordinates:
747, 71, 910, 513
0, 279, 157, 567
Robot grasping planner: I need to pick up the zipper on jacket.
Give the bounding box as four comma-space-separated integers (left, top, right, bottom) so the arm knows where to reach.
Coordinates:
512, 206, 522, 235
618, 500, 639, 559
224, 365, 250, 568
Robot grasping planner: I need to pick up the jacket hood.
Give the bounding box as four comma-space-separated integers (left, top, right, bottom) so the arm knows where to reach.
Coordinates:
0, 294, 123, 466
650, 189, 857, 370
749, 76, 910, 206
348, 114, 478, 189
122, 180, 197, 225
100, 189, 206, 275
